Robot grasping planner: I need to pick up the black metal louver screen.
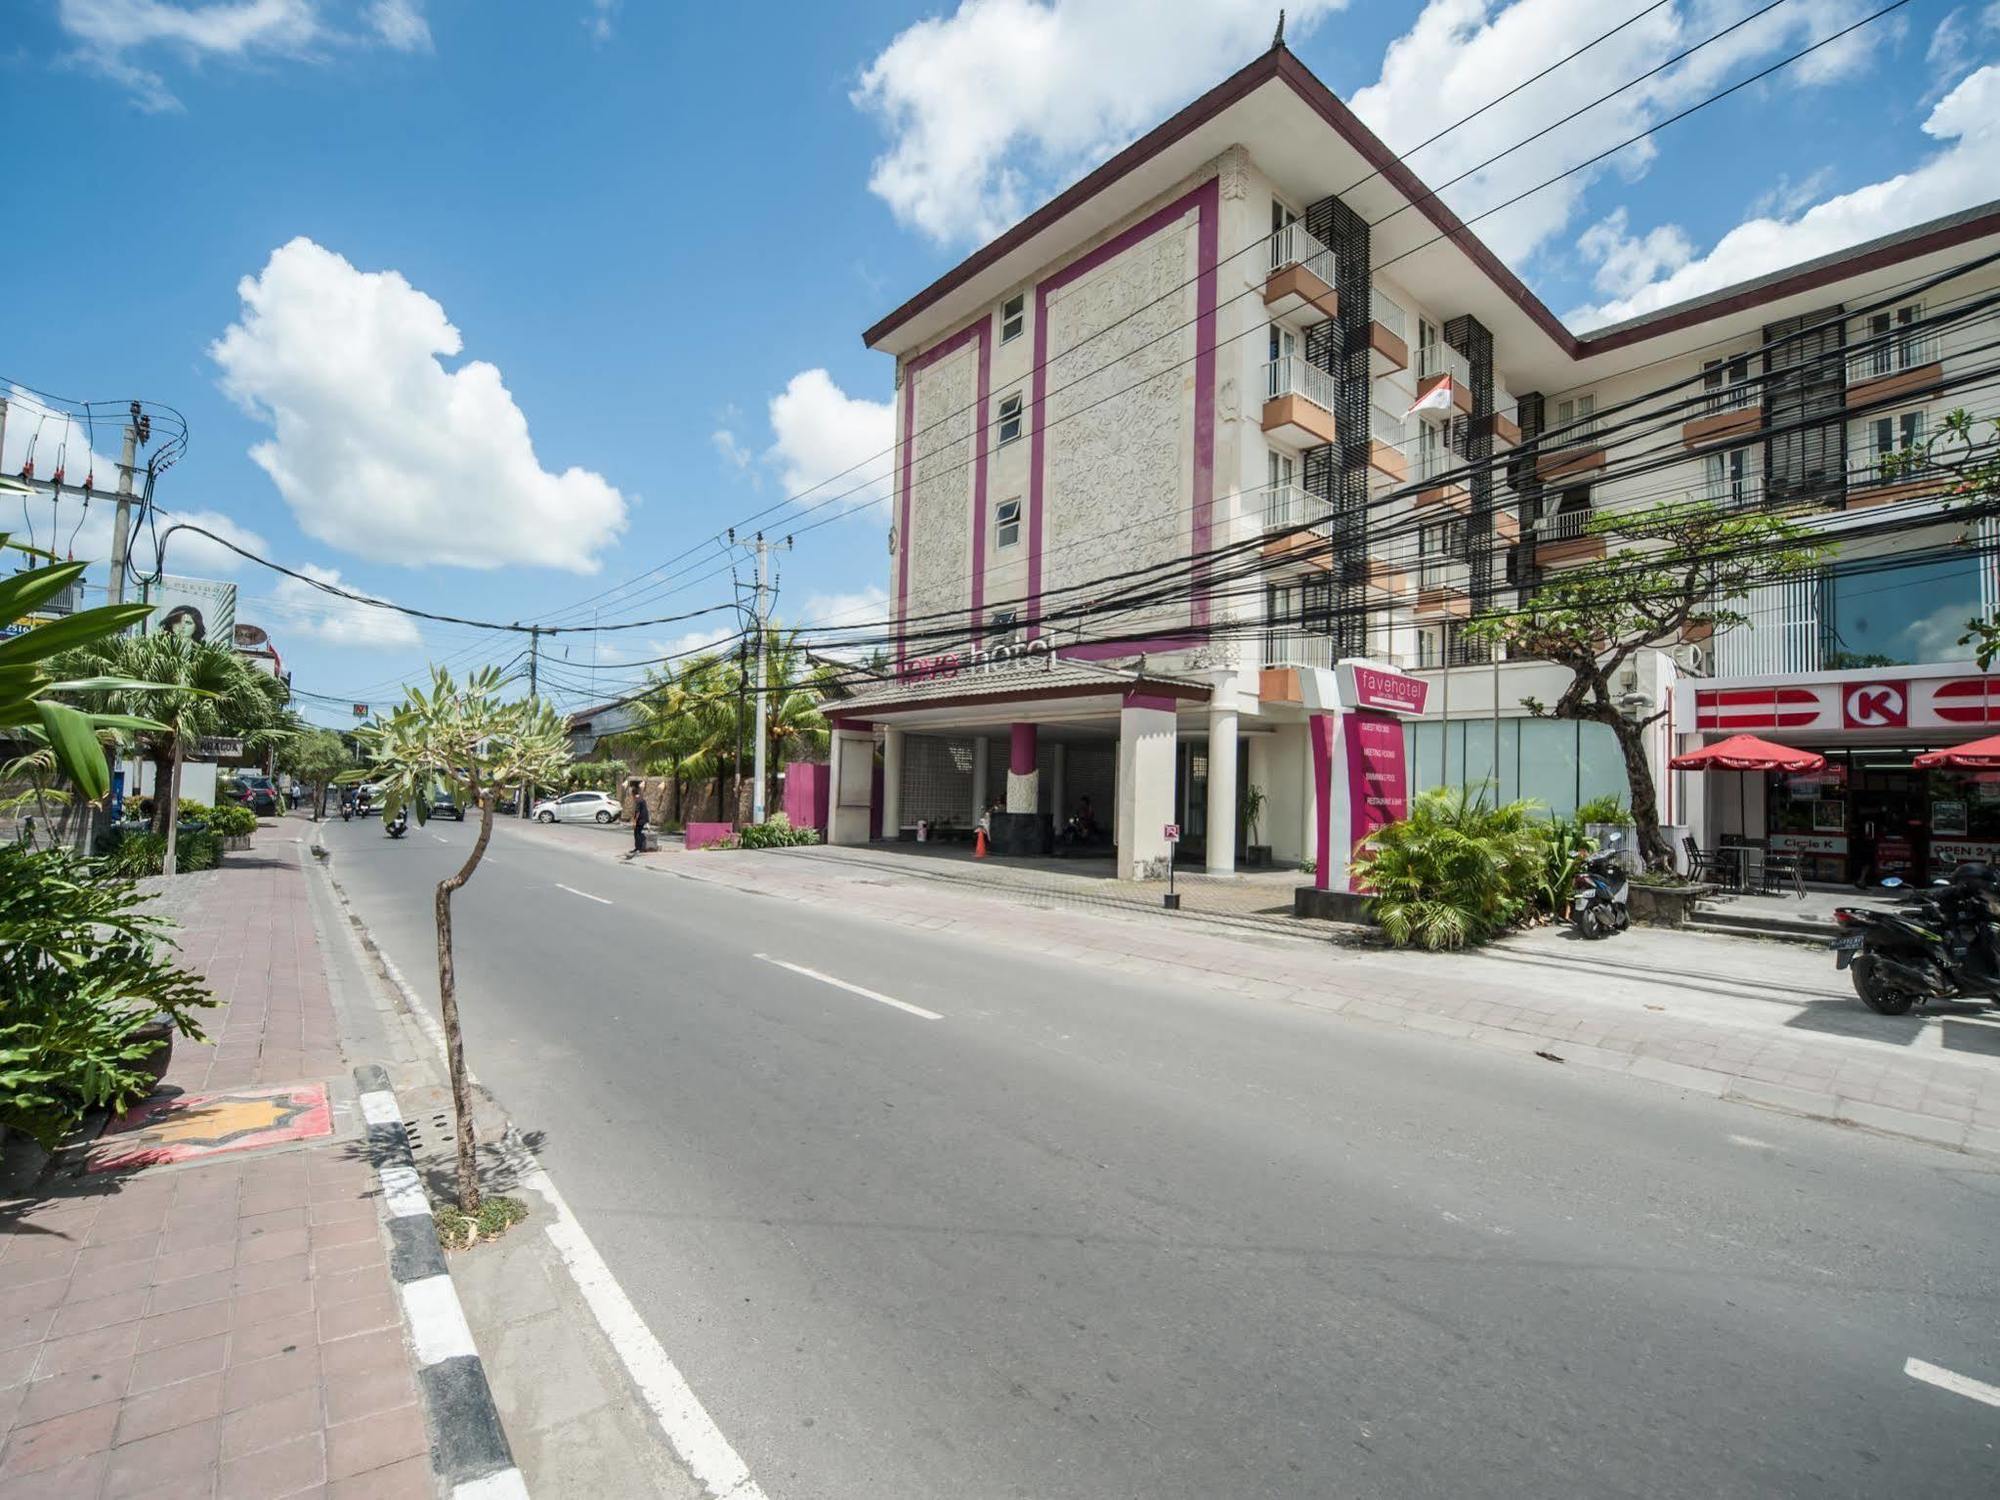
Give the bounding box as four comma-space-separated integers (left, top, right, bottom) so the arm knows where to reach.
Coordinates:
1304, 193, 1371, 657
1762, 307, 1846, 508
1443, 315, 1496, 621
1514, 391, 1545, 599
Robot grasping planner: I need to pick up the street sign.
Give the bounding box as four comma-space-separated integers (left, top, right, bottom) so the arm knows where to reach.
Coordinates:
1163, 823, 1180, 842
352, 704, 369, 718
196, 736, 244, 760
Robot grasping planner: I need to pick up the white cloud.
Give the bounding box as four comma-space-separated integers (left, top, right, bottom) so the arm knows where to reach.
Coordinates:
264, 562, 423, 648
1748, 166, 1835, 220
584, 0, 617, 42
1924, 4, 2000, 101
210, 237, 629, 573
1576, 206, 1694, 297
711, 428, 753, 471
1569, 64, 2000, 328
765, 369, 895, 514
1349, 0, 1882, 267
853, 0, 1348, 244
55, 0, 426, 110
647, 623, 739, 665
801, 585, 889, 628
365, 0, 429, 51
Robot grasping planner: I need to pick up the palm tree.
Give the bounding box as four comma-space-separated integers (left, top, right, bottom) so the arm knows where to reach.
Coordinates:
55, 632, 291, 872
755, 628, 833, 815
349, 666, 570, 1212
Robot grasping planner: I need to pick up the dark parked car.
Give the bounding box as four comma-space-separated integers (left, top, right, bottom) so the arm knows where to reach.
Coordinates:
430, 787, 467, 821
223, 775, 280, 816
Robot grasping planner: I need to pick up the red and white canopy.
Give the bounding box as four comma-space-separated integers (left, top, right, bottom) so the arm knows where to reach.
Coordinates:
1669, 734, 1827, 774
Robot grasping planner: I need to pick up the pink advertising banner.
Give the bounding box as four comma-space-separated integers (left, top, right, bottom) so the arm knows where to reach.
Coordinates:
1345, 710, 1409, 846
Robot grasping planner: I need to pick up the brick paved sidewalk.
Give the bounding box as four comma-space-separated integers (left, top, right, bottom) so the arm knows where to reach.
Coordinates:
1, 847, 433, 1499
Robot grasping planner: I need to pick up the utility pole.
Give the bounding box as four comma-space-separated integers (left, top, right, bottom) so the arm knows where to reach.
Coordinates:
735, 638, 749, 825
107, 402, 148, 607
750, 534, 772, 823
523, 624, 542, 819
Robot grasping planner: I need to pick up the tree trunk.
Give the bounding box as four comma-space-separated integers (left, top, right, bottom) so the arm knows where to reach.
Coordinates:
1611, 716, 1672, 870
161, 742, 184, 877
435, 783, 498, 1214
150, 749, 172, 833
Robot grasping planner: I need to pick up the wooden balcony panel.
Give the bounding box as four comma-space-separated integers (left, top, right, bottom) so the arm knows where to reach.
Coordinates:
1490, 509, 1520, 542
1261, 530, 1335, 570
1261, 395, 1337, 448
1412, 482, 1470, 513
1844, 475, 1937, 510
1259, 666, 1302, 704
1368, 322, 1409, 373
1263, 264, 1339, 323
1536, 444, 1606, 482
1846, 361, 1944, 412
1413, 586, 1471, 620
1535, 533, 1607, 567
1366, 440, 1408, 482
1681, 406, 1759, 450
1486, 411, 1522, 448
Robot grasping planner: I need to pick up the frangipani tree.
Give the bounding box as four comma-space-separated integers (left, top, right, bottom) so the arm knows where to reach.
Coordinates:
349, 666, 570, 1212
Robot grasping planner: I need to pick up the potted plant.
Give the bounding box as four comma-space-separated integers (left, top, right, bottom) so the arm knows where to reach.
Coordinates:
1241, 784, 1271, 868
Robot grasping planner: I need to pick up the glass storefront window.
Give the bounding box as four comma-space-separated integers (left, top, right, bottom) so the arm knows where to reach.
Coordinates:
1823, 553, 1983, 668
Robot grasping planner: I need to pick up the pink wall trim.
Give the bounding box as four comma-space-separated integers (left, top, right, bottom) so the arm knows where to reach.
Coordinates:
1309, 712, 1336, 890
1009, 722, 1038, 775
1028, 177, 1219, 644
895, 318, 991, 668
686, 821, 735, 852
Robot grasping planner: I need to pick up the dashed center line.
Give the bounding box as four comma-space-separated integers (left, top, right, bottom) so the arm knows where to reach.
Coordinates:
1906, 1357, 2000, 1409
555, 883, 613, 906
755, 954, 943, 1020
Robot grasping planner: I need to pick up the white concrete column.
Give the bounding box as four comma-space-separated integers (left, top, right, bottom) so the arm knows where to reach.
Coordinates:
827, 722, 876, 846
1205, 704, 1238, 875
1005, 723, 1039, 814
971, 736, 990, 823
1116, 695, 1178, 881
1050, 742, 1067, 824
880, 727, 904, 837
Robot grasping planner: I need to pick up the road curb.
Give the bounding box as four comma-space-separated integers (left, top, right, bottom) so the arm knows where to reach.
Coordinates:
355, 1063, 528, 1500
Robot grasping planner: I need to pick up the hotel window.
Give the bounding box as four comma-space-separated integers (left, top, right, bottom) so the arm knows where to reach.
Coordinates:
1859, 411, 1924, 483
996, 392, 1023, 446
1861, 303, 1924, 376
994, 498, 1021, 549
1555, 393, 1595, 441
989, 609, 1018, 643
1704, 446, 1753, 508
1001, 293, 1026, 344
1270, 199, 1298, 268
1702, 354, 1753, 413
1418, 518, 1464, 589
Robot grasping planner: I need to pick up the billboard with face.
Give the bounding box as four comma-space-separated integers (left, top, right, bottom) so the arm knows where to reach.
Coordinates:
144, 576, 237, 645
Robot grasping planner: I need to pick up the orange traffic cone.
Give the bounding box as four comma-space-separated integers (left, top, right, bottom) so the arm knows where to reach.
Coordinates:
974, 827, 989, 858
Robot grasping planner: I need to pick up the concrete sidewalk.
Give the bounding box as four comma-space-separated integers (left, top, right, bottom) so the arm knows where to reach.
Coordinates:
522, 822, 2000, 1157
1, 840, 437, 1498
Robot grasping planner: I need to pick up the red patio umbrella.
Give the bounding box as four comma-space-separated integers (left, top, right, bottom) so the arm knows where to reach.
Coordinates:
1670, 735, 1827, 866
1913, 734, 2000, 769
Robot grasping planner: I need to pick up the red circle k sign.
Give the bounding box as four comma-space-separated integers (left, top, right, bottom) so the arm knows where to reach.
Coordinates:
1842, 682, 1908, 729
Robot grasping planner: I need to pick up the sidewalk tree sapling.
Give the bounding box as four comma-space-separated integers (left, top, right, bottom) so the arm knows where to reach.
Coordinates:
347, 666, 571, 1213
1464, 498, 1819, 870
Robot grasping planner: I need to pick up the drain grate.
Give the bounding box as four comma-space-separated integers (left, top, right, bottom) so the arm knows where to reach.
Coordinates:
401, 1111, 452, 1151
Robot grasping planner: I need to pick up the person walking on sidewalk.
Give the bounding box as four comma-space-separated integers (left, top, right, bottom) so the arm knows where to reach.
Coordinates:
630, 783, 649, 858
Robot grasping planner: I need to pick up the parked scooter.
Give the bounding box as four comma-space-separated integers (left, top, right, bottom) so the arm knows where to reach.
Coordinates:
1571, 833, 1631, 939
1831, 863, 2000, 1014
385, 808, 409, 840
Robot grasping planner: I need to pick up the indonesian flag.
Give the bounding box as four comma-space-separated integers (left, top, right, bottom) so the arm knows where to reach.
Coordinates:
1406, 377, 1455, 418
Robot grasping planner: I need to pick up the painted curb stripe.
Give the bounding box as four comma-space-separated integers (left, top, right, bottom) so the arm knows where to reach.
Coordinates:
351, 1067, 522, 1494
401, 1274, 479, 1365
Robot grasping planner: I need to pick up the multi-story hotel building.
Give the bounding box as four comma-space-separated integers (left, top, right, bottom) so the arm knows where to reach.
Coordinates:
826, 43, 2000, 885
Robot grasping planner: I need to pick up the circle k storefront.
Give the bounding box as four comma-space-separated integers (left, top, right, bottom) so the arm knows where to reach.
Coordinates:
1672, 663, 2000, 885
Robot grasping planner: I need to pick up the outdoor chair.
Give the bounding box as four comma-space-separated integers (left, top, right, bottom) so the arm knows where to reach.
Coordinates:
1682, 836, 1728, 884
1760, 853, 1806, 899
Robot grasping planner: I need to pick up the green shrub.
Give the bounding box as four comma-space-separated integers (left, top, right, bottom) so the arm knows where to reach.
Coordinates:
103, 827, 224, 877
1536, 816, 1597, 919
205, 802, 259, 838
1351, 787, 1550, 950
0, 845, 215, 1149
736, 814, 821, 849
1574, 794, 1633, 826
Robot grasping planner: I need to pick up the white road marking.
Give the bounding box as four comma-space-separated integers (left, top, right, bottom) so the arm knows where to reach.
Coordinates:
556, 883, 612, 905
1727, 1134, 1776, 1150
432, 834, 449, 844
509, 1138, 770, 1500
400, 1274, 478, 1365
1906, 1357, 2000, 1409
754, 954, 943, 1020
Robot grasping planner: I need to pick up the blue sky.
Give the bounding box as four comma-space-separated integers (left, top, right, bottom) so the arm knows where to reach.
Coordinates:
4, 0, 1996, 725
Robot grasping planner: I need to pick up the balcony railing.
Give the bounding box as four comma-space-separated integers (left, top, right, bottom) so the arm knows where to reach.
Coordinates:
1369, 403, 1409, 449
1269, 222, 1337, 288
1701, 381, 1759, 417
1417, 558, 1468, 591
1266, 482, 1333, 532
1264, 355, 1336, 414
1534, 507, 1594, 542
1415, 632, 1491, 669
1701, 470, 1763, 510
1546, 410, 1600, 447
1417, 341, 1470, 388
1847, 328, 1943, 383
1371, 289, 1408, 342
1415, 441, 1455, 484
1265, 628, 1335, 671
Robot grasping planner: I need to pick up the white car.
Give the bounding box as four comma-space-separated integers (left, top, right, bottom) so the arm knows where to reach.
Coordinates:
532, 790, 622, 825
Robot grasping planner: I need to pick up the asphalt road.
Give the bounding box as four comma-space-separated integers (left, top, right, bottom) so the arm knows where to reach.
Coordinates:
323, 813, 2000, 1499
